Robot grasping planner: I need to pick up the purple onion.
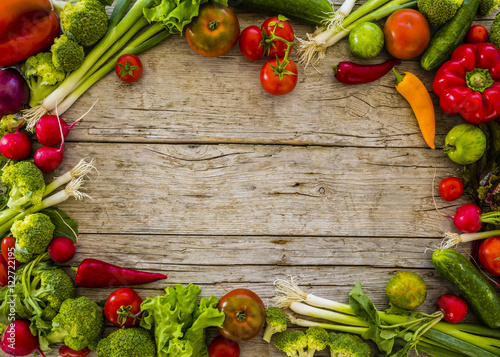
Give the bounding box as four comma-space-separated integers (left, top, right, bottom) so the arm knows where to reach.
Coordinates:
0, 68, 30, 117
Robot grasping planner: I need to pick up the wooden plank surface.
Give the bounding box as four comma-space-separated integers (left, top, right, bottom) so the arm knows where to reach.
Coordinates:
3, 3, 500, 357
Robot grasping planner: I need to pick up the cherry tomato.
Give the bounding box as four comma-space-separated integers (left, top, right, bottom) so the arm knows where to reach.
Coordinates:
115, 54, 143, 83
0, 255, 8, 287
261, 15, 294, 58
104, 287, 143, 327
479, 237, 500, 276
438, 176, 464, 201
208, 335, 240, 357
383, 9, 430, 59
59, 345, 91, 357
217, 288, 266, 342
260, 58, 298, 96
465, 25, 488, 44
1, 237, 21, 269
239, 26, 265, 61
186, 3, 240, 57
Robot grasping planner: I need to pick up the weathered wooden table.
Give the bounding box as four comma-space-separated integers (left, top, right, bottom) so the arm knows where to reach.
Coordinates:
27, 6, 499, 357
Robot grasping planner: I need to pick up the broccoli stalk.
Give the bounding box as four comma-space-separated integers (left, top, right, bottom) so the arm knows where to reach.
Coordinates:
306, 327, 330, 357
263, 307, 288, 343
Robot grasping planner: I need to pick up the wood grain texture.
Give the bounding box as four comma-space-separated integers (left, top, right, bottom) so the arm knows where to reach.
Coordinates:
3, 2, 500, 357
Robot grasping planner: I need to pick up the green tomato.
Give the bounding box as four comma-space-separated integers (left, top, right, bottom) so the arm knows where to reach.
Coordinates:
444, 124, 487, 165
348, 22, 384, 59
386, 272, 427, 310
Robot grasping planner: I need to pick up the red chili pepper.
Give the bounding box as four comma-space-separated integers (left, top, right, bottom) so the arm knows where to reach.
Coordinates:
0, 11, 60, 67
433, 42, 500, 124
0, 0, 52, 40
332, 59, 401, 85
74, 258, 167, 288
59, 346, 90, 357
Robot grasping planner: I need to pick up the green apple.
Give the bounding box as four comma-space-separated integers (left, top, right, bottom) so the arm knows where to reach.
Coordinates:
348, 22, 384, 59
444, 124, 487, 165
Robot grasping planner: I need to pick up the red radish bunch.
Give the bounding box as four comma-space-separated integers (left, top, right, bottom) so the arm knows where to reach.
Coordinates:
436, 294, 468, 323
0, 123, 31, 161
1, 319, 46, 356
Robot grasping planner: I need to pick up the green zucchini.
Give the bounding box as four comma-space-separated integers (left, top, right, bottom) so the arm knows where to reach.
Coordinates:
420, 0, 480, 71
432, 249, 500, 329
228, 0, 333, 26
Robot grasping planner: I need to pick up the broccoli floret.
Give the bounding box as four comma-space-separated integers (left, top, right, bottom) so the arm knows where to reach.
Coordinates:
306, 327, 329, 357
22, 52, 66, 107
45, 296, 104, 351
51, 35, 85, 73
417, 0, 463, 26
96, 327, 156, 357
60, 0, 109, 47
0, 115, 23, 138
2, 161, 45, 210
490, 13, 500, 50
329, 332, 371, 357
31, 264, 75, 311
11, 213, 55, 263
479, 0, 500, 15
274, 331, 308, 357
263, 307, 288, 343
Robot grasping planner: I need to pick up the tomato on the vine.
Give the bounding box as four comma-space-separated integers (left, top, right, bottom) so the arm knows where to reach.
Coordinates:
261, 15, 294, 58
115, 54, 143, 83
383, 9, 430, 59
239, 26, 265, 61
186, 3, 240, 58
465, 25, 488, 44
438, 176, 464, 201
217, 288, 266, 342
260, 58, 298, 96
1, 236, 20, 268
104, 287, 143, 327
479, 237, 500, 276
208, 335, 240, 357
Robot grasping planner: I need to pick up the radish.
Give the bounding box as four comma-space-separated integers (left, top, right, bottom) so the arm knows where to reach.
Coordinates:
1, 319, 46, 356
34, 113, 65, 173
35, 115, 75, 147
48, 237, 76, 263
453, 203, 500, 233
436, 294, 468, 323
0, 124, 31, 161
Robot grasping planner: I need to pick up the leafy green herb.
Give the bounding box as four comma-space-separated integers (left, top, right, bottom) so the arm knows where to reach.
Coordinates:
41, 208, 79, 243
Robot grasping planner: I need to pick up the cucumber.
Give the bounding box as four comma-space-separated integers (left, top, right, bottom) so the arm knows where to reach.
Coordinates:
432, 249, 500, 329
420, 0, 480, 71
228, 0, 333, 26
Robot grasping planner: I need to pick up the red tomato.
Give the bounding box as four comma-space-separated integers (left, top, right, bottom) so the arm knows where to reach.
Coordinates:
208, 335, 240, 357
104, 287, 143, 327
438, 176, 464, 201
383, 9, 430, 59
0, 255, 7, 287
465, 25, 488, 44
115, 54, 143, 83
59, 345, 90, 357
217, 288, 266, 342
239, 26, 265, 61
186, 3, 240, 57
479, 237, 500, 276
1, 237, 21, 269
261, 15, 294, 58
260, 58, 298, 96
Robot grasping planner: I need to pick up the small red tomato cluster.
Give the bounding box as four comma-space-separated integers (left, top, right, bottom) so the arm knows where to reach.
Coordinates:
240, 15, 298, 96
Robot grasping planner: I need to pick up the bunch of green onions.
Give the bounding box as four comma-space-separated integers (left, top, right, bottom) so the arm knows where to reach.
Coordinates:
297, 0, 417, 67
274, 277, 500, 357
23, 0, 172, 130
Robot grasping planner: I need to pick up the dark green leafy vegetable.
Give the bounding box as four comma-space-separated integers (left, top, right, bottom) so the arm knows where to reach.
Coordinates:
41, 208, 79, 243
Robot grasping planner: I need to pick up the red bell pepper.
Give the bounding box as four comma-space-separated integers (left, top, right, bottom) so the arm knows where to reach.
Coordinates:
0, 0, 52, 40
0, 11, 60, 67
433, 42, 500, 124
74, 258, 167, 288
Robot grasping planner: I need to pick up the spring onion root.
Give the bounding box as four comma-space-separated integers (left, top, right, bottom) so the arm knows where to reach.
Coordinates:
440, 230, 500, 249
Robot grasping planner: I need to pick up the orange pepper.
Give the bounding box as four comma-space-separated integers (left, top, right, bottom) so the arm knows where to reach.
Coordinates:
393, 68, 435, 149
